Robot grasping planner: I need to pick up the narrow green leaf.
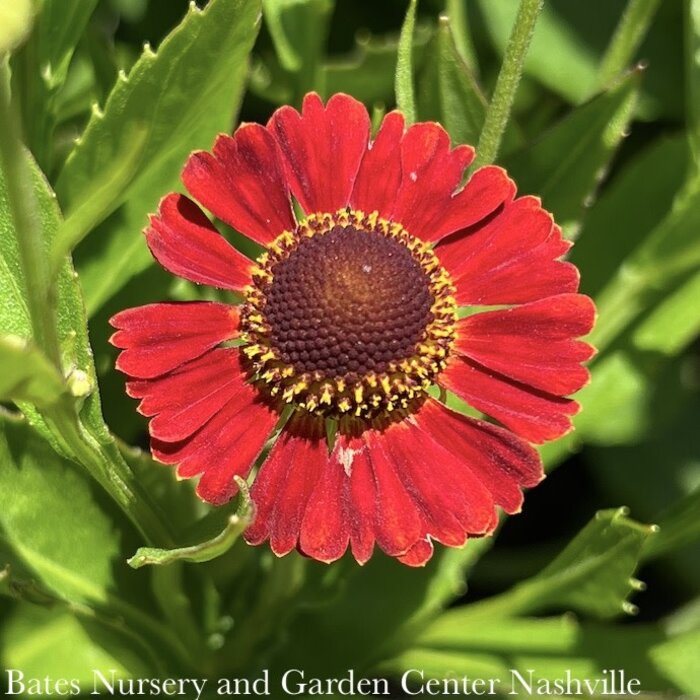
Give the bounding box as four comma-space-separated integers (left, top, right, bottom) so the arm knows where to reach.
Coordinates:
572, 136, 688, 298
575, 351, 652, 445
396, 0, 418, 124
590, 172, 700, 351
633, 269, 700, 355
50, 124, 148, 269
643, 488, 700, 561
380, 616, 686, 695
503, 70, 640, 236
457, 508, 656, 621
416, 17, 486, 147
319, 27, 432, 106
128, 478, 254, 569
0, 0, 34, 55
0, 335, 65, 408
444, 0, 478, 74
262, 0, 333, 101
56, 0, 262, 317
597, 0, 663, 90
688, 0, 700, 162
10, 0, 98, 171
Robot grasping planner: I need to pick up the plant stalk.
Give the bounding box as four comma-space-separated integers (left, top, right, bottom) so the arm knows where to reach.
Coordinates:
472, 0, 543, 168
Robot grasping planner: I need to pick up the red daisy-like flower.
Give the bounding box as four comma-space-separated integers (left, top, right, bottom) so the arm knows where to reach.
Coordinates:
111, 93, 596, 567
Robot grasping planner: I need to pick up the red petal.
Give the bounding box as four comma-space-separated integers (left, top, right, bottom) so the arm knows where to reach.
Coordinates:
426, 165, 516, 243
441, 357, 579, 443
363, 429, 425, 557
455, 295, 596, 396
390, 122, 474, 241
268, 93, 371, 214
126, 349, 248, 442
299, 440, 352, 563
245, 414, 330, 557
397, 538, 434, 567
152, 388, 278, 505
339, 434, 377, 565
396, 537, 433, 567
182, 124, 295, 245
145, 194, 252, 290
437, 196, 579, 305
381, 420, 498, 546
415, 399, 543, 514
349, 111, 405, 218
110, 302, 238, 378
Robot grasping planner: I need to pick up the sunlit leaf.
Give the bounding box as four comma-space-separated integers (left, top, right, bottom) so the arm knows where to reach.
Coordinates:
57, 0, 262, 317
380, 615, 688, 694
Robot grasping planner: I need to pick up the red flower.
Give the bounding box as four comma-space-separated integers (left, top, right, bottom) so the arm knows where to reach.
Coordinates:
111, 93, 595, 567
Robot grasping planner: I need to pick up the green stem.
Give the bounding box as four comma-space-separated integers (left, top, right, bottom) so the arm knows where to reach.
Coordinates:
445, 0, 478, 75
396, 0, 418, 125
0, 60, 174, 550
0, 59, 61, 369
472, 0, 543, 169
597, 0, 663, 90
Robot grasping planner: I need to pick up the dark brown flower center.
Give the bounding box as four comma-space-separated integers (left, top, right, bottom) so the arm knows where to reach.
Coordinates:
240, 209, 457, 420
264, 225, 434, 378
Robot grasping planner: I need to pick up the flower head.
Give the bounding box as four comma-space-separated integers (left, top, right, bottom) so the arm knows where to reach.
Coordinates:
111, 93, 595, 567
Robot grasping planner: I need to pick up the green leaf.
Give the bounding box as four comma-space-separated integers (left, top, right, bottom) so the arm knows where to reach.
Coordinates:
0, 335, 65, 408
590, 171, 700, 351
128, 478, 254, 569
478, 0, 598, 103
585, 384, 700, 587
649, 627, 700, 694
0, 137, 101, 457
597, 0, 663, 89
271, 541, 493, 678
457, 508, 655, 621
633, 269, 700, 355
10, 0, 98, 171
0, 0, 34, 55
0, 416, 119, 605
528, 507, 654, 617
687, 0, 700, 162
380, 615, 689, 695
0, 605, 151, 681
1, 137, 175, 547
572, 135, 688, 297
444, 0, 478, 74
262, 0, 333, 102
319, 27, 432, 107
0, 416, 190, 672
395, 0, 418, 124
416, 17, 486, 147
503, 70, 640, 235
56, 0, 262, 317
643, 487, 700, 561
575, 351, 652, 445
